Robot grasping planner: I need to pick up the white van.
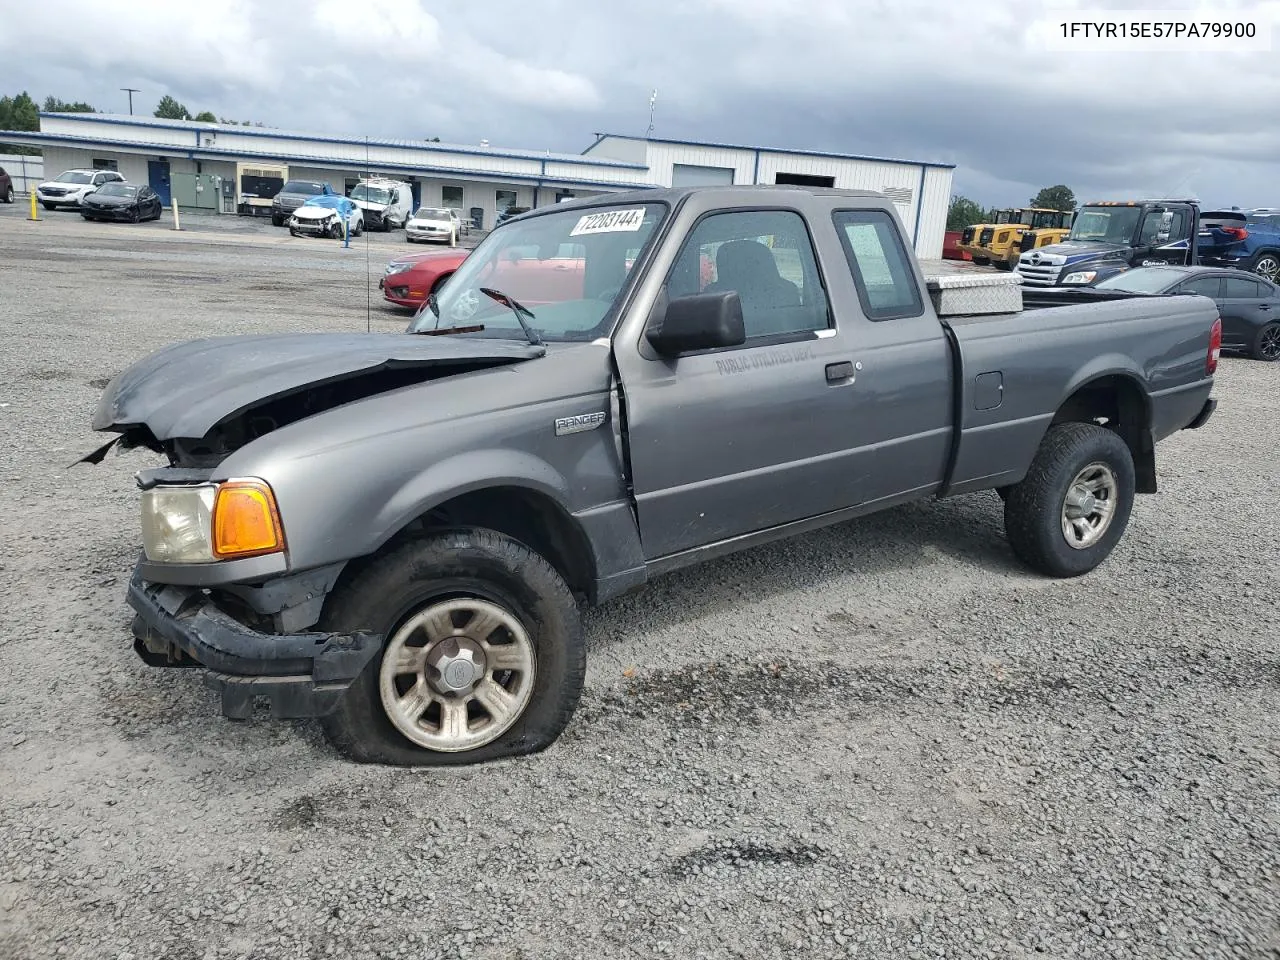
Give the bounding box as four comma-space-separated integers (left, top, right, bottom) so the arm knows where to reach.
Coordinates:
348, 178, 414, 231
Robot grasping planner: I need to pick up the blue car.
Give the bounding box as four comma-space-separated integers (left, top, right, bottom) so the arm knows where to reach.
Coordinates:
1198, 208, 1280, 283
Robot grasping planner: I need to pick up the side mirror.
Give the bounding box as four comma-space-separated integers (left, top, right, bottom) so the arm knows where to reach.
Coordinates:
646, 291, 746, 357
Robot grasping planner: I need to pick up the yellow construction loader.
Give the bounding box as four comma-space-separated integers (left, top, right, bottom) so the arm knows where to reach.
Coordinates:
958, 208, 1074, 269
987, 208, 1074, 269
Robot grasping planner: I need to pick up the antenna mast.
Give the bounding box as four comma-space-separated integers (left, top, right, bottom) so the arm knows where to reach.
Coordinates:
646, 89, 657, 139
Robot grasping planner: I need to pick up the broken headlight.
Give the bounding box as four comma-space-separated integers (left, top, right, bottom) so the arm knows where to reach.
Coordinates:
141, 484, 217, 563
140, 479, 285, 564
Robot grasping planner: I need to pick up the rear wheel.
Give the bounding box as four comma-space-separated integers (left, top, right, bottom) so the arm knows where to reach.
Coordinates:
1248, 252, 1280, 283
318, 529, 585, 766
1252, 322, 1280, 362
2, 186, 12, 203
1003, 422, 1135, 578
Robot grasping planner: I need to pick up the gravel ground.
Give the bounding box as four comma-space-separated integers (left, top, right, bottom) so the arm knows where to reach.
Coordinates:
0, 204, 1277, 960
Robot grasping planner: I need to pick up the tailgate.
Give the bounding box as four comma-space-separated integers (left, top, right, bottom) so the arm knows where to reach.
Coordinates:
1198, 210, 1248, 258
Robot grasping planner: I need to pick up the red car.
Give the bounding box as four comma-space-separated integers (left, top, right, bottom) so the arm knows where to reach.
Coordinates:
381, 249, 472, 308
382, 244, 717, 310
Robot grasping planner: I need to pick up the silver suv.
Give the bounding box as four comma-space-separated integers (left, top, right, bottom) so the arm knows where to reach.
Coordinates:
270, 179, 334, 227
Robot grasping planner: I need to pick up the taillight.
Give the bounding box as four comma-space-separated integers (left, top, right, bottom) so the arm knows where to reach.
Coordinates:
1207, 317, 1222, 374
1223, 226, 1248, 240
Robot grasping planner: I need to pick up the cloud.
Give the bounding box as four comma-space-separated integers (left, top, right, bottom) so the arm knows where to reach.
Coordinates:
2, 0, 1279, 207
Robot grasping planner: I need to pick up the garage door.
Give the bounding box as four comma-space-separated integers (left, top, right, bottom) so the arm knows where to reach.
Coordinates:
671, 163, 735, 187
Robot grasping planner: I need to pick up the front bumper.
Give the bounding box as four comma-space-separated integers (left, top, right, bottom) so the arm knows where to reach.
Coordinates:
82, 205, 135, 220
290, 217, 339, 236
408, 227, 452, 241
127, 564, 380, 719
38, 190, 84, 205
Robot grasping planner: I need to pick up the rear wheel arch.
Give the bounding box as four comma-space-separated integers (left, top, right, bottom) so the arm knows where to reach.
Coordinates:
1049, 373, 1155, 493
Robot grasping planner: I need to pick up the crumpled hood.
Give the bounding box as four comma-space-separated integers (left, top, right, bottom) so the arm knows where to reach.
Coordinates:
92, 332, 545, 441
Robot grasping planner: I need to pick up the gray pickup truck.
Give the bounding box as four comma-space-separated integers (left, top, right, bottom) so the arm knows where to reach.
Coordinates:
86, 185, 1220, 767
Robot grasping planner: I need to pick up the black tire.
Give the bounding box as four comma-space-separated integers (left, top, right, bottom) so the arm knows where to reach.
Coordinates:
1252, 321, 1280, 362
1246, 251, 1280, 284
271, 213, 283, 227
289, 227, 299, 237
318, 529, 586, 767
3, 186, 12, 203
1003, 422, 1135, 578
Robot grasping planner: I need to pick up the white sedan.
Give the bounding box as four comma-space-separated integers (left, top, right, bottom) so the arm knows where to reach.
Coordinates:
406, 207, 460, 245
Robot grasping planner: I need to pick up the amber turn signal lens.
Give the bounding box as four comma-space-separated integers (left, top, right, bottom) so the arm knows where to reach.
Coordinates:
212, 480, 285, 560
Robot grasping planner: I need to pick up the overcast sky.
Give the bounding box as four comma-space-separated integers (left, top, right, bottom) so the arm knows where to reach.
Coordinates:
2, 0, 1278, 208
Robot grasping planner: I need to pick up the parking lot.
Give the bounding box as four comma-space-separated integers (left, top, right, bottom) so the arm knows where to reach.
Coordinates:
0, 202, 1277, 960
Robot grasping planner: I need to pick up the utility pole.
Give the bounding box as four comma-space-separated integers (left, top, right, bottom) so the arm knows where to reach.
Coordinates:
647, 89, 657, 139
121, 88, 140, 115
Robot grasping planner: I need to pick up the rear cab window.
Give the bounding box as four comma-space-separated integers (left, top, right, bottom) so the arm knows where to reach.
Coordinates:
831, 210, 924, 321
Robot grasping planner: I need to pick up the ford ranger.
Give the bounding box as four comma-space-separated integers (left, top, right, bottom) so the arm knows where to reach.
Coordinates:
85, 185, 1220, 767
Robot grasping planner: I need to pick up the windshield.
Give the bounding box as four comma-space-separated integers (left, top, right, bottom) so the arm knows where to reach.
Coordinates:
416, 208, 451, 219
408, 202, 667, 342
96, 183, 137, 197
282, 180, 325, 195
56, 171, 93, 184
1030, 210, 1067, 229
1068, 206, 1142, 243
350, 185, 391, 204
1094, 268, 1183, 293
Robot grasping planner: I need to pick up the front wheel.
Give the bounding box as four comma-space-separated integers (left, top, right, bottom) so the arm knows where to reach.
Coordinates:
2, 186, 12, 203
1252, 321, 1280, 362
1003, 422, 1135, 578
318, 529, 586, 766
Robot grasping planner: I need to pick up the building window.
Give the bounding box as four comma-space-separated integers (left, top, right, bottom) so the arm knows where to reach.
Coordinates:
91, 158, 118, 172
496, 189, 518, 215
442, 185, 464, 208
774, 172, 834, 188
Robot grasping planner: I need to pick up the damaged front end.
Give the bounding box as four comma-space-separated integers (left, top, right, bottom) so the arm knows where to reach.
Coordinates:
86, 331, 546, 719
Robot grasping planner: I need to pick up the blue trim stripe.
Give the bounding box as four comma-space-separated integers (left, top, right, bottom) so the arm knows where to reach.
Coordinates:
591, 132, 956, 170
37, 112, 650, 170
1, 130, 657, 191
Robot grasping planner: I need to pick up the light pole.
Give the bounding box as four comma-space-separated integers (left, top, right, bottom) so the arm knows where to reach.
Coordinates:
121, 87, 139, 115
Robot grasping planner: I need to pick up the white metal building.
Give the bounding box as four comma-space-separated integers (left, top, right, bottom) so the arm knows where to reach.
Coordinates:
1, 113, 954, 257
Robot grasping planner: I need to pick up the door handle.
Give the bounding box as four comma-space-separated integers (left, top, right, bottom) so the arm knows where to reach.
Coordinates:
825, 361, 854, 382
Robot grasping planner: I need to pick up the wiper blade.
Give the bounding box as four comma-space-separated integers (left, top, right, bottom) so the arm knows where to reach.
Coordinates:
414, 324, 485, 337
480, 287, 543, 346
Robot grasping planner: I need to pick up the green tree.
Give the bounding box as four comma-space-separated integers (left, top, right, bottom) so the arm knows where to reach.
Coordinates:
154, 95, 191, 120
0, 92, 41, 155
1030, 184, 1075, 212
193, 110, 217, 122
43, 96, 95, 112
946, 195, 986, 230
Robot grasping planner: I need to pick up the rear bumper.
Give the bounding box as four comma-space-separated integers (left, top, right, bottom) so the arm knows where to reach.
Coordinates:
1185, 396, 1217, 430
126, 564, 380, 720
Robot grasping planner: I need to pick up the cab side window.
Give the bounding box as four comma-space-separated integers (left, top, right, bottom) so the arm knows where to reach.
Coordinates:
1178, 277, 1222, 298
1224, 277, 1261, 299
832, 210, 924, 321
667, 209, 830, 340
